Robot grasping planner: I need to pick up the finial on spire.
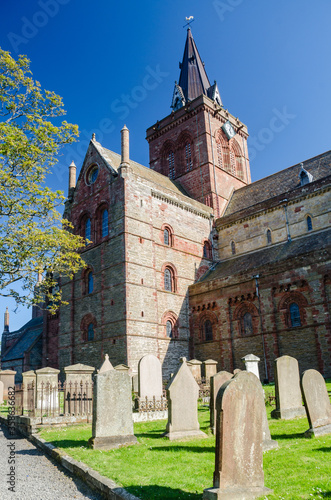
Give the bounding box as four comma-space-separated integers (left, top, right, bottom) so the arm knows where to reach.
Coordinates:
183, 16, 194, 28
92, 133, 96, 141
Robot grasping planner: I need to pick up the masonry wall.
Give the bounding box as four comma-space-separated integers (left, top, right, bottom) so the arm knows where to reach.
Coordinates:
189, 242, 331, 381
123, 164, 213, 377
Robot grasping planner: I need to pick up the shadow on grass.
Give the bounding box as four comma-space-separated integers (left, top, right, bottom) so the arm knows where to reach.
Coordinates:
125, 484, 201, 499
41, 439, 89, 449
316, 447, 331, 452
135, 429, 165, 439
271, 432, 305, 440
149, 445, 214, 453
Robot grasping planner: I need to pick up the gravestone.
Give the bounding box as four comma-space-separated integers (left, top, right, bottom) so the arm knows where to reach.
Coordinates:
132, 374, 138, 393
271, 355, 306, 419
138, 354, 162, 400
99, 354, 113, 373
0, 380, 3, 405
210, 371, 232, 434
165, 357, 207, 440
0, 370, 17, 399
301, 369, 331, 437
22, 370, 36, 410
203, 360, 218, 382
187, 359, 202, 380
203, 371, 273, 499
115, 364, 130, 373
35, 367, 60, 412
242, 353, 260, 380
89, 369, 137, 449
64, 363, 95, 385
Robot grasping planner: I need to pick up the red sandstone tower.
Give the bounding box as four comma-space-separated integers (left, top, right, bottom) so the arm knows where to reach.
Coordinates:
146, 28, 251, 217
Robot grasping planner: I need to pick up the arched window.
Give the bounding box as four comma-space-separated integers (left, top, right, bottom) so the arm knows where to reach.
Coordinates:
164, 229, 170, 246
168, 151, 175, 179
164, 268, 172, 291
166, 320, 173, 338
229, 147, 236, 176
85, 217, 91, 243
185, 142, 193, 171
266, 229, 272, 244
289, 302, 301, 327
231, 241, 236, 255
307, 216, 313, 232
203, 241, 212, 260
243, 312, 253, 335
87, 271, 93, 294
102, 209, 109, 237
204, 320, 213, 341
87, 323, 94, 341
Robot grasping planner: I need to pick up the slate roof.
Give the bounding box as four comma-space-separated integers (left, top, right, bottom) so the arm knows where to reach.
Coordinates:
198, 228, 331, 284
178, 28, 211, 102
224, 151, 331, 217
92, 141, 213, 215
2, 316, 43, 361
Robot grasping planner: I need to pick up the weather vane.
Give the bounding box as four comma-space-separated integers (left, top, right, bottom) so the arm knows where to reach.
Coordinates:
183, 16, 194, 28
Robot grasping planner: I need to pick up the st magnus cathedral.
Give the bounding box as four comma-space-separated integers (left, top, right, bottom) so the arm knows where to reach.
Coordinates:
2, 28, 331, 382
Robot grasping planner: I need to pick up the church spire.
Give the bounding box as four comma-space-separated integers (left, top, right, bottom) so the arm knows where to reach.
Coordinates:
171, 28, 223, 110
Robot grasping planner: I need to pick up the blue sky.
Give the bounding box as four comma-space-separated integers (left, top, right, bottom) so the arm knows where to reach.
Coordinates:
1, 0, 331, 331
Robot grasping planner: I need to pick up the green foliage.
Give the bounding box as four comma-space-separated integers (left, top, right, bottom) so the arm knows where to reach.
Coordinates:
0, 48, 85, 311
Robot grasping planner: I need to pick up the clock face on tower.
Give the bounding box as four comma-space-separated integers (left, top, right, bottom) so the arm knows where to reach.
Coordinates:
222, 120, 236, 140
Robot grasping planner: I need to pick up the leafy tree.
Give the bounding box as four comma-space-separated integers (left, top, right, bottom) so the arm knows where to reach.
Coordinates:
0, 48, 85, 312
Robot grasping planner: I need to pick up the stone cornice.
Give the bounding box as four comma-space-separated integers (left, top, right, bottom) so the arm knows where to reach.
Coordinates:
151, 190, 212, 219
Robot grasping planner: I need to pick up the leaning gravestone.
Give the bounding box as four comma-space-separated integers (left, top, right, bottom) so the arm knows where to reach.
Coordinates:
89, 368, 137, 449
210, 371, 232, 434
138, 354, 162, 400
165, 357, 207, 440
203, 371, 273, 500
271, 355, 306, 419
0, 380, 3, 405
301, 369, 331, 437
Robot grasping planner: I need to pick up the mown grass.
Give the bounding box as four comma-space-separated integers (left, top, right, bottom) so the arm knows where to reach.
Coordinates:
38, 381, 331, 500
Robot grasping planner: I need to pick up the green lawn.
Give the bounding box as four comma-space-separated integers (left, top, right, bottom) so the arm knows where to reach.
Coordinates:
38, 382, 331, 500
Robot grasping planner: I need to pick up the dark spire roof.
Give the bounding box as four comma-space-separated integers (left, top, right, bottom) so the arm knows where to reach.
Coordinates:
179, 28, 211, 101
171, 28, 222, 110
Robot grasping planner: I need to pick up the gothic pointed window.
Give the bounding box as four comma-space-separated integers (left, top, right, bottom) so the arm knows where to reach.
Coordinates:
166, 320, 173, 338
266, 229, 272, 244
168, 151, 175, 179
85, 217, 91, 243
185, 142, 193, 171
164, 268, 172, 291
203, 241, 212, 260
204, 320, 213, 341
102, 209, 109, 237
87, 271, 93, 294
290, 302, 301, 327
217, 142, 223, 169
87, 323, 94, 341
307, 216, 313, 232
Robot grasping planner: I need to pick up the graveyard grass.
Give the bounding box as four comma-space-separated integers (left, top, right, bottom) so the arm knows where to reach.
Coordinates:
39, 382, 331, 500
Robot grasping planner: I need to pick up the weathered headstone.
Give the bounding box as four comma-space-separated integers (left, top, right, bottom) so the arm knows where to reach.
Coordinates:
271, 355, 306, 419
187, 359, 202, 380
22, 370, 36, 410
210, 371, 232, 434
242, 353, 260, 380
138, 354, 162, 400
165, 357, 207, 440
114, 364, 130, 373
99, 353, 113, 373
64, 363, 95, 385
301, 369, 331, 437
0, 370, 16, 399
203, 360, 218, 382
203, 371, 273, 500
0, 380, 3, 405
35, 367, 60, 413
89, 369, 137, 449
